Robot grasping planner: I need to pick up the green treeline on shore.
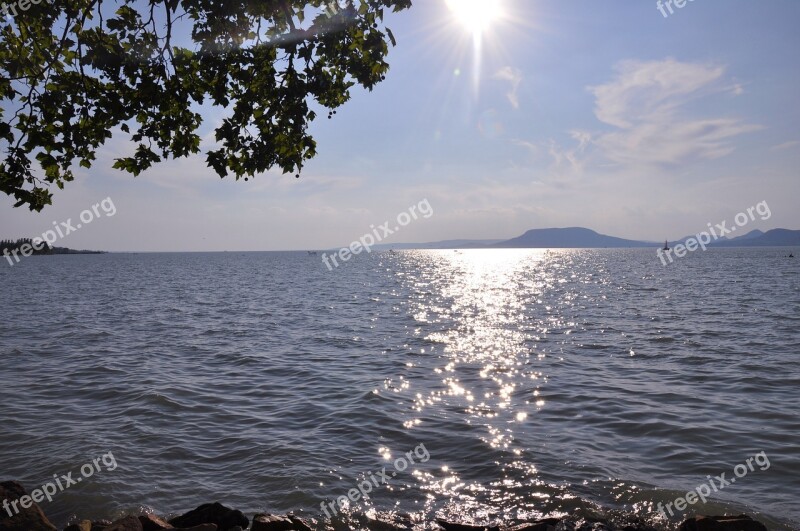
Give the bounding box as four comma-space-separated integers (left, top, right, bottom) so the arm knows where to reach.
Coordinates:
1, 238, 53, 256
1, 238, 104, 257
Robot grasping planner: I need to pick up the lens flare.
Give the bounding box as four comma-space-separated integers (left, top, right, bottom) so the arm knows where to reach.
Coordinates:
445, 0, 502, 35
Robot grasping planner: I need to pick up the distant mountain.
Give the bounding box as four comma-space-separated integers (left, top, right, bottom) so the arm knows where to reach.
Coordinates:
730, 229, 765, 242
669, 229, 783, 248
713, 228, 800, 247
365, 227, 799, 251
492, 227, 652, 248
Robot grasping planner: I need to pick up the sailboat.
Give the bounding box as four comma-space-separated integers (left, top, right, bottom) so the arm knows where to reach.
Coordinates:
662, 240, 670, 251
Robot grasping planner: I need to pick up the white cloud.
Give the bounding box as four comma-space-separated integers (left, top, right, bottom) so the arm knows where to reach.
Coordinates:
730, 83, 745, 96
587, 59, 761, 168
590, 59, 724, 128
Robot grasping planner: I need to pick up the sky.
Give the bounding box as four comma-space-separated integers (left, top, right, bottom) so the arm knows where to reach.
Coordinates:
2, 0, 799, 252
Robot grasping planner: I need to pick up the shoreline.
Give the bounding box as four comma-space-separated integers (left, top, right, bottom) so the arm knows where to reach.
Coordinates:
1, 481, 774, 531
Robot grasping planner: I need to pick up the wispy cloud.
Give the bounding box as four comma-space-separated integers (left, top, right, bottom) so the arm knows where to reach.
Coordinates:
494, 66, 523, 109
770, 140, 800, 152
587, 59, 761, 168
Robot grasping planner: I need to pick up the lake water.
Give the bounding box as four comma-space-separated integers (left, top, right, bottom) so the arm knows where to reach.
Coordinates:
0, 249, 798, 530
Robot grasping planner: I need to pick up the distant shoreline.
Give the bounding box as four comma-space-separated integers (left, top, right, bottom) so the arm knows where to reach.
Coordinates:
31, 247, 797, 254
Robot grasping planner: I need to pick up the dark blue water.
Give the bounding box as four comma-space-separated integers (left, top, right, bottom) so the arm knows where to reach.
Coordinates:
0, 249, 798, 530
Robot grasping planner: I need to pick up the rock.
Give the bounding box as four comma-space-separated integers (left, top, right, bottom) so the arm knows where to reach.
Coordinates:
250, 513, 314, 531
64, 521, 93, 531
251, 514, 296, 531
139, 514, 174, 530
436, 520, 500, 531
618, 519, 657, 531
92, 521, 113, 531
357, 513, 413, 531
177, 526, 218, 531
365, 521, 405, 531
102, 515, 144, 531
168, 503, 248, 531
0, 480, 58, 531
288, 515, 314, 531
507, 519, 561, 531
679, 515, 768, 531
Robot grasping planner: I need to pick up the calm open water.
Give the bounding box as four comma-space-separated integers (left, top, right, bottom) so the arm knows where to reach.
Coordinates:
0, 249, 798, 530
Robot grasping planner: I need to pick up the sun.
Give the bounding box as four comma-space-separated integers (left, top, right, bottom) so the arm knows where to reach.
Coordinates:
445, 0, 503, 35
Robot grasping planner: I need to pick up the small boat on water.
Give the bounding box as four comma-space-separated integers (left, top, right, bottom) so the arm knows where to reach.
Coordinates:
662, 240, 670, 251
307, 251, 318, 256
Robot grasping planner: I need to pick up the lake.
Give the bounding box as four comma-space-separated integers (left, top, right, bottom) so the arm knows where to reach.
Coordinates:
0, 248, 797, 530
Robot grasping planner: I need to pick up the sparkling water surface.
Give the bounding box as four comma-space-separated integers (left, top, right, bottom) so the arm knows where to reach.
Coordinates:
0, 249, 798, 530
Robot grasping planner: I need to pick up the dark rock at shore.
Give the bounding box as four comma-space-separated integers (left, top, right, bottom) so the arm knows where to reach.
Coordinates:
63, 518, 118, 531
436, 519, 500, 531
139, 514, 173, 530
251, 514, 294, 531
251, 513, 313, 531
168, 502, 248, 530
48, 512, 777, 531
287, 515, 313, 531
102, 515, 143, 531
678, 515, 768, 531
0, 480, 774, 531
507, 518, 561, 531
437, 519, 621, 531
0, 480, 57, 531
128, 513, 219, 531
498, 514, 769, 531
574, 524, 612, 531
352, 512, 413, 531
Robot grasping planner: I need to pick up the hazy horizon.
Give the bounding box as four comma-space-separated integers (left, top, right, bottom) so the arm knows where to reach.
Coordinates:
2, 0, 799, 252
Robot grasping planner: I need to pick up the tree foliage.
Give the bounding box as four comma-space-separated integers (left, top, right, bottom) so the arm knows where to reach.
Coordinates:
1, 237, 52, 255
0, 0, 412, 210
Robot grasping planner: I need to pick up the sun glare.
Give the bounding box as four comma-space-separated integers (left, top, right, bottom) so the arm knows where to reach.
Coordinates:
446, 0, 502, 35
